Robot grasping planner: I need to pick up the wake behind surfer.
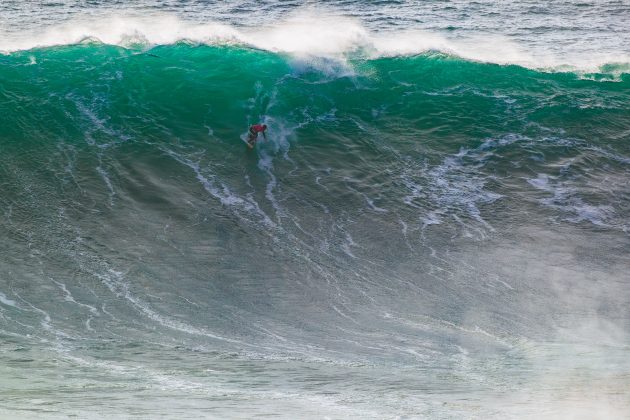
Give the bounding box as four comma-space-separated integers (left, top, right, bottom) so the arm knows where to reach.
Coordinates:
247, 124, 267, 148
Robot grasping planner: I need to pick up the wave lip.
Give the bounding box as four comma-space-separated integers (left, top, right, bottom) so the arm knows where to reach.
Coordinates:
2, 12, 630, 74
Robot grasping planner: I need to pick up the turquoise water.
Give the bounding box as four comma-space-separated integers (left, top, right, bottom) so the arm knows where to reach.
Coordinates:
0, 2, 629, 418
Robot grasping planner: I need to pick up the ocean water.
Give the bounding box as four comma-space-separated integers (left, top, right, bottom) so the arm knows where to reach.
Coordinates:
0, 1, 629, 418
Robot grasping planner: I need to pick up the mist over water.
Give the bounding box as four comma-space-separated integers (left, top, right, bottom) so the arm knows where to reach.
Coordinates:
0, 1, 629, 419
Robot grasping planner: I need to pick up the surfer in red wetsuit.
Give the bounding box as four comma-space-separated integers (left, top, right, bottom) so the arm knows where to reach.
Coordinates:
247, 124, 267, 148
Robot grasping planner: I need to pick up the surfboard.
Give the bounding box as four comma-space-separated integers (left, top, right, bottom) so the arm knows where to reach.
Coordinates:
241, 132, 255, 149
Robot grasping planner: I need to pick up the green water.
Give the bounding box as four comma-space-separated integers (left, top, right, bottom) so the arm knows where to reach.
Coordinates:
0, 44, 629, 418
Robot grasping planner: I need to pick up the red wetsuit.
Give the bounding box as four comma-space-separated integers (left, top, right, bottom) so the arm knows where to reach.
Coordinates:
250, 124, 266, 134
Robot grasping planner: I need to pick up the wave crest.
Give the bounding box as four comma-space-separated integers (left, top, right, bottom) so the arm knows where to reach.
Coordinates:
2, 11, 629, 74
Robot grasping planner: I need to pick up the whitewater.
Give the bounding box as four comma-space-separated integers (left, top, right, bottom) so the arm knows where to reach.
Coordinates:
0, 1, 629, 419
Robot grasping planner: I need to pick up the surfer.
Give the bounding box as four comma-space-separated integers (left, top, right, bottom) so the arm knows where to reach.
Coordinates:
247, 124, 267, 148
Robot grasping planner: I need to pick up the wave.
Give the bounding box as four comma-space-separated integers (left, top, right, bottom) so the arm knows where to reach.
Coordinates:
2, 11, 630, 74
1, 10, 629, 417
0, 40, 627, 244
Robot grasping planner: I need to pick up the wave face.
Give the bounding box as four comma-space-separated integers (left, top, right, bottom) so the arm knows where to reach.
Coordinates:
1, 37, 629, 419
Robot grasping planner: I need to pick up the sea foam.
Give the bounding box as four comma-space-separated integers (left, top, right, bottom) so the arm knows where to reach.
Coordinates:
1, 11, 629, 73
